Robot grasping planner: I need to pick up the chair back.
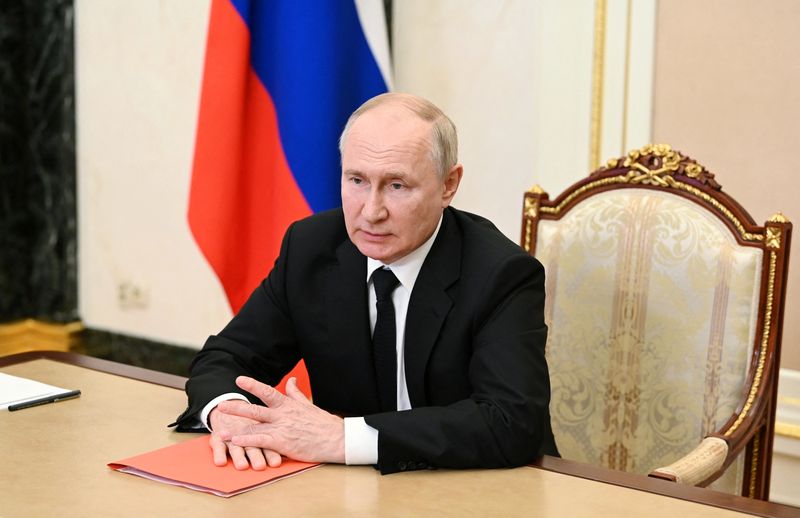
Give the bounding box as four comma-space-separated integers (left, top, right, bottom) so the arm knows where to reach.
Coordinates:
522, 145, 791, 498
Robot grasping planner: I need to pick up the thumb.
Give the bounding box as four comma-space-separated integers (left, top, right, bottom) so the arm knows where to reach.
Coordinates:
285, 377, 310, 403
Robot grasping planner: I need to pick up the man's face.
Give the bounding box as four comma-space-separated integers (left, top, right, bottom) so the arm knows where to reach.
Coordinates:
341, 104, 461, 264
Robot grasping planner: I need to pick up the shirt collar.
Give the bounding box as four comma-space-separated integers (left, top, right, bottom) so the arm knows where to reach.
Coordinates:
366, 215, 443, 292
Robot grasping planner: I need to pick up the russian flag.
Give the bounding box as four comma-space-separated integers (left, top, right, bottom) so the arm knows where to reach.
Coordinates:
188, 0, 391, 396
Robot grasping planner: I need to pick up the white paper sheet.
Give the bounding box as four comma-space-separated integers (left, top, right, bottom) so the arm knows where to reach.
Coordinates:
0, 372, 71, 410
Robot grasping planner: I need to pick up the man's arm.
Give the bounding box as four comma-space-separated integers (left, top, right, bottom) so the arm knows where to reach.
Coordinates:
172, 223, 301, 430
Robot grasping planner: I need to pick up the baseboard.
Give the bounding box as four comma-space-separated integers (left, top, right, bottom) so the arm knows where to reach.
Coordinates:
771, 368, 800, 506
79, 327, 196, 377
0, 319, 197, 378
0, 319, 83, 355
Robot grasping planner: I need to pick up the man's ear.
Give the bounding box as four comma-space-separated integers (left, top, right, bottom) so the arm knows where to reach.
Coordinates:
441, 164, 463, 208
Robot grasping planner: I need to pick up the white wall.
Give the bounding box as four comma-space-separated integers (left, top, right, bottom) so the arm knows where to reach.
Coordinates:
393, 1, 590, 240
392, 0, 655, 241
76, 0, 232, 348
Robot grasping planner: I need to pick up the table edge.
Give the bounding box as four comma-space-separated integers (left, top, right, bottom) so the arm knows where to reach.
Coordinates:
531, 456, 798, 518
0, 350, 186, 390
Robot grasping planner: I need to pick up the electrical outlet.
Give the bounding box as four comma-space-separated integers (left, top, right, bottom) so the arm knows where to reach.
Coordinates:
118, 281, 149, 310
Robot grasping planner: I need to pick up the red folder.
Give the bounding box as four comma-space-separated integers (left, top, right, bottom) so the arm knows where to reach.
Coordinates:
109, 436, 320, 497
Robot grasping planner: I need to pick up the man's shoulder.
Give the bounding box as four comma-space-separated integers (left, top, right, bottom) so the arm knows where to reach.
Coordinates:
446, 207, 527, 260
290, 208, 347, 240
278, 208, 350, 261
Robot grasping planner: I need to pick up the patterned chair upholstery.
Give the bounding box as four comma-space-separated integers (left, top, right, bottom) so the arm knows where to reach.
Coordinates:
522, 144, 792, 499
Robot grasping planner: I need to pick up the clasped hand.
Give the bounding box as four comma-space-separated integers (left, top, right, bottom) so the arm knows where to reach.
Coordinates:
209, 376, 345, 470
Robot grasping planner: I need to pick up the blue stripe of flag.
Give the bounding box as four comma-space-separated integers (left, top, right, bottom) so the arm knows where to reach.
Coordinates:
229, 0, 389, 213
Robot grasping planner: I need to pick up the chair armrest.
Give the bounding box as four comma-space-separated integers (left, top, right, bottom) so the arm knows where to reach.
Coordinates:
648, 437, 728, 486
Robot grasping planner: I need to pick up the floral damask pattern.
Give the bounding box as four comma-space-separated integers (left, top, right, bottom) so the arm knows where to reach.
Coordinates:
538, 189, 762, 494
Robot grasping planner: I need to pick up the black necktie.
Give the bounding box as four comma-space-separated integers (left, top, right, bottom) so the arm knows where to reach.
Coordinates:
372, 268, 400, 412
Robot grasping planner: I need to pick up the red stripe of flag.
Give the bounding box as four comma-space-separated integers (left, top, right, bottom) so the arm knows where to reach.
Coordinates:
188, 0, 311, 396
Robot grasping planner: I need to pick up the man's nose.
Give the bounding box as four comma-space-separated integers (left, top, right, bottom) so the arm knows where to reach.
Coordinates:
362, 188, 388, 222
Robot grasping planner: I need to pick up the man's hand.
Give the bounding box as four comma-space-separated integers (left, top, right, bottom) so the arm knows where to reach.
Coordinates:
208, 408, 282, 470
216, 376, 345, 464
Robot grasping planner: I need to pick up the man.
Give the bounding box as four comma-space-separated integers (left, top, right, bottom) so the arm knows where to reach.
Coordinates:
173, 93, 558, 474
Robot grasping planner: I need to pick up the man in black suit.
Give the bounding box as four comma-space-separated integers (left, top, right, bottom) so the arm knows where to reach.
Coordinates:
174, 93, 558, 474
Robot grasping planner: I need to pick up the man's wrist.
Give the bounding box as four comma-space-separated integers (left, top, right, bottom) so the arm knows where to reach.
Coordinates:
344, 416, 379, 465
200, 393, 249, 430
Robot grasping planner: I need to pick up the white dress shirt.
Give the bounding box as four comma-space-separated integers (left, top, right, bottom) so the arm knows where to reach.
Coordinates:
345, 216, 442, 464
202, 216, 443, 466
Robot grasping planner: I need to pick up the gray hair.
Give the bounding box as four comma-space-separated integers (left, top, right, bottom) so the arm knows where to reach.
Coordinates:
339, 93, 458, 178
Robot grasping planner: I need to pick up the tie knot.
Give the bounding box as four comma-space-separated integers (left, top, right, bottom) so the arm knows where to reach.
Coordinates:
372, 268, 400, 301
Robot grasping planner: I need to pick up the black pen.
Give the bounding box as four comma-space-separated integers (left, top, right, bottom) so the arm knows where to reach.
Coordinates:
8, 389, 82, 412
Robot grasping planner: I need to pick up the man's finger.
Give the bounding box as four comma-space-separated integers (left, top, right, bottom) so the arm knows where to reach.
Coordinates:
216, 399, 273, 423
227, 443, 250, 471
209, 435, 228, 467
217, 421, 268, 442
264, 449, 283, 468
231, 432, 276, 451
244, 447, 267, 471
285, 377, 310, 404
236, 376, 285, 408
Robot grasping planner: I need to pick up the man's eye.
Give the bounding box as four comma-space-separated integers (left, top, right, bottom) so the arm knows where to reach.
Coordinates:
351, 177, 363, 185
390, 183, 404, 190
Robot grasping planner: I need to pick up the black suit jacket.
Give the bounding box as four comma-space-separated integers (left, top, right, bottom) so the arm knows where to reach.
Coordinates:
174, 207, 558, 473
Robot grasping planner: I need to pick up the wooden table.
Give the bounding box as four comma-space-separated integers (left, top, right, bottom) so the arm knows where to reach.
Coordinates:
1, 351, 797, 517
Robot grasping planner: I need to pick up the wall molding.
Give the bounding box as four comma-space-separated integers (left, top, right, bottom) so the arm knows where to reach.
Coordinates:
775, 422, 800, 440
775, 368, 800, 436
589, 0, 607, 169
589, 0, 657, 170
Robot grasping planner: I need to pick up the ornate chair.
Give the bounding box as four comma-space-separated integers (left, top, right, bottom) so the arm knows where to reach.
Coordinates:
522, 144, 791, 499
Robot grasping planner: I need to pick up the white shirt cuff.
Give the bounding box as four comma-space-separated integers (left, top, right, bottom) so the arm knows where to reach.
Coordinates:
344, 417, 379, 465
200, 393, 249, 430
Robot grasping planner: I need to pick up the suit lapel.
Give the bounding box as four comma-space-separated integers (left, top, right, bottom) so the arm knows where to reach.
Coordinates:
325, 237, 381, 411
404, 210, 460, 407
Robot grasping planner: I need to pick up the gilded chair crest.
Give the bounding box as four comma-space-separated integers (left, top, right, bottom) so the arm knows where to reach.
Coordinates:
522, 144, 791, 499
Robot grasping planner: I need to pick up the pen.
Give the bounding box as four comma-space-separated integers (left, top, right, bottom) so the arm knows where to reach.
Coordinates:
8, 389, 82, 412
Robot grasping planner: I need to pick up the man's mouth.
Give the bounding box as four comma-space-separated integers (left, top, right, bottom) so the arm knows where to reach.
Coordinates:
360, 230, 391, 240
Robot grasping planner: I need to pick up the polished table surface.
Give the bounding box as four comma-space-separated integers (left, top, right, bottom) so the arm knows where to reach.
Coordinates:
1, 352, 797, 518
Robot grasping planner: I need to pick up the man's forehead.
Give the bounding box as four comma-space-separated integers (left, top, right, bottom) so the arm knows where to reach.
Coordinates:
348, 114, 429, 154
344, 130, 430, 156
351, 103, 431, 134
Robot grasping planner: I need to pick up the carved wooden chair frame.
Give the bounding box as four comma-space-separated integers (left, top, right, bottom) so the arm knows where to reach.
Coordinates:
521, 144, 792, 500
